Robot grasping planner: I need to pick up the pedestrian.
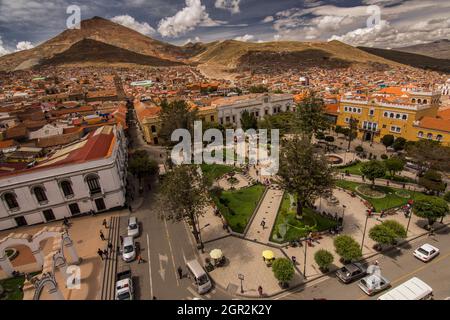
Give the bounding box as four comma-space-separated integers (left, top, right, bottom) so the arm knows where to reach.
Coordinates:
97, 248, 104, 260
177, 266, 183, 279
100, 230, 105, 241
102, 219, 108, 229
260, 220, 266, 229
137, 254, 145, 264
258, 285, 263, 297
120, 235, 124, 245
108, 242, 113, 250
292, 256, 297, 265
103, 249, 108, 259
429, 226, 435, 237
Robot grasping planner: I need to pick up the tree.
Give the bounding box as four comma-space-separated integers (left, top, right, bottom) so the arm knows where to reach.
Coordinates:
294, 92, 330, 140
240, 110, 258, 131
272, 258, 295, 286
381, 134, 395, 150
392, 137, 407, 151
406, 140, 450, 173
314, 249, 334, 272
278, 137, 334, 218
258, 112, 296, 135
360, 160, 385, 188
158, 99, 198, 145
346, 117, 358, 151
369, 220, 406, 249
333, 235, 362, 263
334, 125, 343, 136
159, 165, 209, 247
128, 150, 158, 188
249, 85, 268, 93
384, 156, 405, 178
413, 197, 449, 227
444, 191, 450, 203
418, 170, 446, 195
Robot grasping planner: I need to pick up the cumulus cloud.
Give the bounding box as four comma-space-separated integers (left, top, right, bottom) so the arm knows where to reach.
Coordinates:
111, 15, 156, 35
262, 16, 274, 23
158, 0, 225, 37
215, 0, 241, 14
15, 41, 34, 51
184, 36, 201, 44
234, 34, 254, 42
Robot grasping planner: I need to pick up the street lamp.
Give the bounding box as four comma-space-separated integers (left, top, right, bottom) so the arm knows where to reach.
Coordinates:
238, 274, 244, 294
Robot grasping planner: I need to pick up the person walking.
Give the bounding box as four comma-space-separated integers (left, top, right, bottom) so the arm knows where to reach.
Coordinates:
102, 219, 108, 229
97, 249, 104, 260
258, 286, 263, 297
177, 266, 183, 279
100, 230, 106, 241
260, 220, 266, 229
108, 242, 113, 251
429, 226, 435, 237
292, 256, 297, 265
137, 254, 145, 264
120, 235, 124, 245
103, 249, 108, 259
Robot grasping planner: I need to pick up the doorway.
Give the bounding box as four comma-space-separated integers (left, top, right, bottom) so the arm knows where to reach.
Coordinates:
95, 198, 106, 212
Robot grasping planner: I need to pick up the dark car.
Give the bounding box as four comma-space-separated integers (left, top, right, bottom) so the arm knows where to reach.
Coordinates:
336, 263, 367, 284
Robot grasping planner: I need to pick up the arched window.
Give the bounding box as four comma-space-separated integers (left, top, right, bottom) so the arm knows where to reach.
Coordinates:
383, 112, 388, 117
60, 181, 74, 197
286, 105, 290, 112
402, 114, 408, 120
418, 131, 423, 138
390, 113, 394, 118
3, 192, 19, 210
427, 133, 433, 140
436, 135, 443, 141
417, 99, 422, 104
423, 99, 427, 104
33, 186, 47, 203
412, 98, 416, 103
151, 125, 156, 133
396, 113, 401, 119
86, 174, 101, 195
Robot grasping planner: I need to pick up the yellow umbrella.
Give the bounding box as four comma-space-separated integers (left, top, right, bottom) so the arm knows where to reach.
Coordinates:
262, 250, 274, 260
210, 249, 223, 260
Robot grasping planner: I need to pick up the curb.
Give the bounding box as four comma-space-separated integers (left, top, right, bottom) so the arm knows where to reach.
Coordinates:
243, 185, 269, 237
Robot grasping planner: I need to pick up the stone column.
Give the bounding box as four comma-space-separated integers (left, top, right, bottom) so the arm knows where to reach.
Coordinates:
0, 251, 14, 277
31, 248, 44, 269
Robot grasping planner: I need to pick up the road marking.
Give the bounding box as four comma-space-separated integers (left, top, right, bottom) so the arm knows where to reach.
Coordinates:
146, 233, 153, 299
158, 253, 168, 281
357, 251, 450, 300
164, 217, 180, 286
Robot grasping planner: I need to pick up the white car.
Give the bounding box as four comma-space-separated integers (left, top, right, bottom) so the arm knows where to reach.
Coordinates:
358, 274, 391, 296
413, 243, 439, 262
127, 216, 140, 238
122, 236, 136, 262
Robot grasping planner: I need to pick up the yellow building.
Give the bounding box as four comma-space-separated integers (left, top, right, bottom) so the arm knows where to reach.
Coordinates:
336, 87, 449, 146
134, 99, 218, 145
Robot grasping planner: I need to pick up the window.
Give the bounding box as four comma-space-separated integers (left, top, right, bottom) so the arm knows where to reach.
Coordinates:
86, 175, 101, 195
396, 113, 401, 119
232, 115, 236, 123
33, 186, 47, 203
210, 115, 214, 122
418, 131, 423, 138
60, 181, 74, 198
95, 198, 106, 211
43, 209, 55, 222
436, 135, 443, 141
369, 109, 374, 116
286, 105, 290, 112
225, 116, 230, 123
69, 203, 81, 215
3, 193, 19, 210
402, 114, 408, 120
265, 109, 269, 115
383, 111, 388, 117
412, 98, 416, 103
358, 108, 362, 114
219, 117, 223, 125
14, 216, 27, 227
390, 113, 394, 118
345, 117, 349, 123
390, 126, 401, 133
151, 125, 156, 133
427, 133, 433, 140
344, 107, 348, 112
423, 99, 427, 104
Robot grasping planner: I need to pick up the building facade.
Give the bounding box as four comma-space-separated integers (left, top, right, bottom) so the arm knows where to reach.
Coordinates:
336, 87, 449, 146
0, 125, 127, 231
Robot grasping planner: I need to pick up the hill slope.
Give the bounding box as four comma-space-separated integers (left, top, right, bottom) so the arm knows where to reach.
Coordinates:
359, 46, 450, 73
0, 16, 187, 71
394, 39, 450, 59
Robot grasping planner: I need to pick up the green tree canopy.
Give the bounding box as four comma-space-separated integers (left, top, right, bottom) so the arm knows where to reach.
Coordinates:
413, 197, 449, 227
381, 134, 395, 150
240, 110, 258, 131
258, 112, 296, 135
294, 92, 330, 140
406, 139, 450, 172
278, 137, 334, 218
272, 258, 295, 284
392, 137, 407, 151
158, 99, 198, 145
333, 235, 362, 263
369, 220, 406, 247
314, 249, 334, 271
128, 150, 158, 186
418, 170, 446, 195
384, 156, 405, 177
249, 85, 269, 93
360, 160, 385, 188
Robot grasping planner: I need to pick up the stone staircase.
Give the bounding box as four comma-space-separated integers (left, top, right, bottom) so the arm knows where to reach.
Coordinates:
100, 216, 121, 300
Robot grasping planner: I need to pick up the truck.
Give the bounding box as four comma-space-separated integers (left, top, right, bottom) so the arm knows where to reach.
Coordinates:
115, 267, 134, 300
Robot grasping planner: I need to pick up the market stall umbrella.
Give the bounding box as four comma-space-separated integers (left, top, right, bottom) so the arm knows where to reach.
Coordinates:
210, 249, 223, 260
262, 250, 274, 260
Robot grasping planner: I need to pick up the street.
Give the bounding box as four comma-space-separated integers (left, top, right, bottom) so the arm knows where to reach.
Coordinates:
277, 226, 450, 300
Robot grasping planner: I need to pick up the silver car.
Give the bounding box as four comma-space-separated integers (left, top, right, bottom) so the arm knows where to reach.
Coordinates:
127, 216, 140, 238
358, 274, 391, 296
122, 236, 136, 262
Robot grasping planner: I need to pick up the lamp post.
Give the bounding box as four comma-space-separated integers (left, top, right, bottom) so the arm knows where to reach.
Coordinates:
361, 210, 370, 251
238, 274, 244, 294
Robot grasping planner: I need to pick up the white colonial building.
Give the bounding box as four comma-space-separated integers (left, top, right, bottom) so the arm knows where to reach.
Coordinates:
213, 93, 295, 127
0, 125, 127, 231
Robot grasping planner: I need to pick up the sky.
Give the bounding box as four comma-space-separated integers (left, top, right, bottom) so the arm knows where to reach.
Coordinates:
0, 0, 449, 56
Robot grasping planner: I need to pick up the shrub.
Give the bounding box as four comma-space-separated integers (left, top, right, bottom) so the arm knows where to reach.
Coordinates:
272, 258, 295, 285
380, 154, 388, 160
445, 191, 450, 203
333, 235, 362, 263
314, 249, 334, 271
355, 145, 364, 152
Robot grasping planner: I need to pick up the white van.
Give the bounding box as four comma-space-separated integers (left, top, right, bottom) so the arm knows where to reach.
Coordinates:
378, 277, 433, 300
186, 259, 212, 294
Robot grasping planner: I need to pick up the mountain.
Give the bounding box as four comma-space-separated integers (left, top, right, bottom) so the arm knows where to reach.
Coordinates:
358, 46, 450, 73
0, 16, 187, 71
394, 39, 450, 59
40, 39, 184, 67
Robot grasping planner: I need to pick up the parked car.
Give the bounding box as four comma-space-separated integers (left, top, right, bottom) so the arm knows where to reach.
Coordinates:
336, 263, 367, 284
115, 267, 134, 300
413, 243, 439, 262
358, 274, 391, 296
127, 216, 140, 238
378, 277, 433, 300
122, 236, 136, 262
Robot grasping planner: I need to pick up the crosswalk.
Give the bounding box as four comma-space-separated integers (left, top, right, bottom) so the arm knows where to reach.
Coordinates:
184, 286, 216, 300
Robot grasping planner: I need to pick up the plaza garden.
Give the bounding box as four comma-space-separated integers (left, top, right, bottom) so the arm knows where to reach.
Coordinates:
200, 163, 237, 185
212, 184, 266, 233
337, 161, 416, 183
270, 193, 338, 243
335, 180, 436, 212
